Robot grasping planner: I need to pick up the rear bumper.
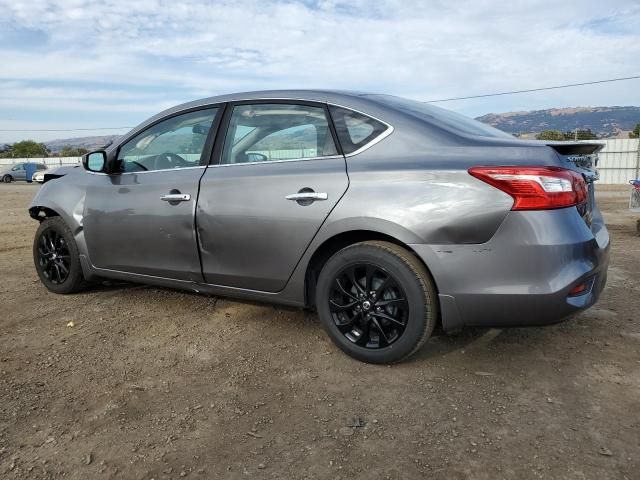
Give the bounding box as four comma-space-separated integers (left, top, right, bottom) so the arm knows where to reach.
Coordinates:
410, 207, 610, 329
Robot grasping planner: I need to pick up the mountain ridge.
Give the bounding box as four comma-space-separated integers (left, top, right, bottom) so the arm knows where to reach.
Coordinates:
475, 105, 639, 137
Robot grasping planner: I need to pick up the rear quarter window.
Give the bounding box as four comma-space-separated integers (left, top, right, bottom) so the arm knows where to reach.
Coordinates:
329, 106, 389, 155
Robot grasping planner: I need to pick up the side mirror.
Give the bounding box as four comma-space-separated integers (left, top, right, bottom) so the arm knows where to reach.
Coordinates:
245, 152, 268, 163
82, 150, 107, 173
192, 124, 209, 135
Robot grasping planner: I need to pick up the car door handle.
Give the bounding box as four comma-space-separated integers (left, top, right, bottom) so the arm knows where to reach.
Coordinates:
285, 192, 328, 201
160, 193, 191, 202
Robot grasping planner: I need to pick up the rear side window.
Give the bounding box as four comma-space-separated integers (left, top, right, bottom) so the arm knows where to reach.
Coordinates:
329, 106, 389, 155
221, 103, 338, 164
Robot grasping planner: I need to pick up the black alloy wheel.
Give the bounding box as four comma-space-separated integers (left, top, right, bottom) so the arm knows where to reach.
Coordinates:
33, 217, 88, 294
37, 228, 71, 285
316, 241, 438, 364
329, 263, 409, 349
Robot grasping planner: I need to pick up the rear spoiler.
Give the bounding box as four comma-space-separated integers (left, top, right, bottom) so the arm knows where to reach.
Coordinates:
545, 142, 604, 155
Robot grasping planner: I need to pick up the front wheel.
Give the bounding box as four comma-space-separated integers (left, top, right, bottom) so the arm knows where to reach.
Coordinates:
33, 217, 88, 294
2, 175, 12, 183
316, 241, 438, 364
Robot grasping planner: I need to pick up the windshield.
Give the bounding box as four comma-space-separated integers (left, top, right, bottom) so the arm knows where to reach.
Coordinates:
368, 94, 513, 139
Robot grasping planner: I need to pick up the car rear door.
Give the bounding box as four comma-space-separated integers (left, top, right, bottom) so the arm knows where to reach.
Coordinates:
83, 106, 222, 281
197, 100, 348, 292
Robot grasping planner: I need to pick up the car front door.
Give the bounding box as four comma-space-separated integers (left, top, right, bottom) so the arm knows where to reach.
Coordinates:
83, 106, 222, 281
197, 101, 349, 292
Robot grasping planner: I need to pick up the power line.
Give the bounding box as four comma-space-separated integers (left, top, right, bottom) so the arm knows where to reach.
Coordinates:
1, 74, 638, 132
0, 126, 133, 132
425, 75, 640, 103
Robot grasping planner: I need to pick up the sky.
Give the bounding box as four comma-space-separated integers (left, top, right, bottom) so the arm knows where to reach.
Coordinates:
0, 0, 639, 143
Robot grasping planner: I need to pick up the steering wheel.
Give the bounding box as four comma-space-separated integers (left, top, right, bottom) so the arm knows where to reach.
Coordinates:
129, 160, 148, 171
154, 152, 190, 170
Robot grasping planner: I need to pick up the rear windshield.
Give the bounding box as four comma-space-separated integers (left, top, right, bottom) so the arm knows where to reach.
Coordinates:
367, 95, 513, 139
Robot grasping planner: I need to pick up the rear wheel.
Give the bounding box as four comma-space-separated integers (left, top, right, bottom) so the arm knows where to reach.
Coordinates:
2, 175, 12, 183
33, 217, 87, 294
316, 241, 438, 364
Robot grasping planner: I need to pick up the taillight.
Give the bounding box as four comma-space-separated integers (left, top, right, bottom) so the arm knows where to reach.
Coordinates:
468, 166, 587, 210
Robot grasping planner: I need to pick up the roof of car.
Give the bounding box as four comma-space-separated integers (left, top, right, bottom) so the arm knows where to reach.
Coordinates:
111, 90, 392, 150
188, 89, 369, 105
109, 89, 517, 154
156, 89, 379, 120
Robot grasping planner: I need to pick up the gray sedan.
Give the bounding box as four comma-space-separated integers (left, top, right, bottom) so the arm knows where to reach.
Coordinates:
28, 90, 609, 363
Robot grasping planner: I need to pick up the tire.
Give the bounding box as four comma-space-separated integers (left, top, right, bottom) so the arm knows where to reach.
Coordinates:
2, 175, 12, 183
33, 217, 88, 294
315, 241, 438, 364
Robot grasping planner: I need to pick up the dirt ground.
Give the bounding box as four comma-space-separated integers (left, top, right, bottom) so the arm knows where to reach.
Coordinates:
0, 183, 638, 480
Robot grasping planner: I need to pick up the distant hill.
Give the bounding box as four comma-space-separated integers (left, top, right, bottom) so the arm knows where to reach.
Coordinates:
45, 135, 121, 153
476, 106, 640, 137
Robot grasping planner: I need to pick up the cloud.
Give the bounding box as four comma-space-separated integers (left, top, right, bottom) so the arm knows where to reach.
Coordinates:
0, 0, 639, 141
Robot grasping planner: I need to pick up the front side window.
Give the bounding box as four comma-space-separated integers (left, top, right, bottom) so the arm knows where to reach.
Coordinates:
221, 103, 337, 165
329, 106, 389, 155
117, 108, 219, 173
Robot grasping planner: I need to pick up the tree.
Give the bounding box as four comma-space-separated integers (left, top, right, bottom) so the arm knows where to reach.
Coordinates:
10, 140, 49, 158
630, 123, 640, 139
536, 130, 565, 141
59, 146, 89, 157
564, 129, 598, 140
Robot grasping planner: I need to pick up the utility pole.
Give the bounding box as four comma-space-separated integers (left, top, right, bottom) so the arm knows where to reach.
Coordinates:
628, 138, 640, 181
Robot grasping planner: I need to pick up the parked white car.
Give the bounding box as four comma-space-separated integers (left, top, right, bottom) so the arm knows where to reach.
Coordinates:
32, 169, 47, 183
32, 165, 80, 184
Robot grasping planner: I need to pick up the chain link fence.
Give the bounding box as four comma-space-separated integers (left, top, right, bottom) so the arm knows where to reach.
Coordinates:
0, 157, 82, 167
593, 139, 640, 184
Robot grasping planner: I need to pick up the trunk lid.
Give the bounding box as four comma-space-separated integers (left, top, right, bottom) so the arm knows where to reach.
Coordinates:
546, 141, 604, 227
545, 141, 602, 179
